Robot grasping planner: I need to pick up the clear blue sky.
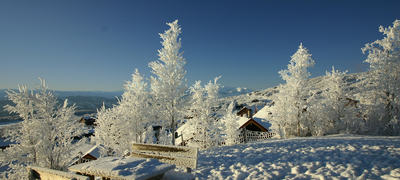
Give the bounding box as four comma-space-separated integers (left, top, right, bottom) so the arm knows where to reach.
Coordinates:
1, 0, 399, 91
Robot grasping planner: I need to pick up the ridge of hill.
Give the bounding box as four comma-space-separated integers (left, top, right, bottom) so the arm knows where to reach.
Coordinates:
217, 72, 367, 115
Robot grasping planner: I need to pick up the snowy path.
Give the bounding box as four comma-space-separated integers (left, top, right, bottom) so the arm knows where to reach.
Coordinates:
193, 135, 400, 179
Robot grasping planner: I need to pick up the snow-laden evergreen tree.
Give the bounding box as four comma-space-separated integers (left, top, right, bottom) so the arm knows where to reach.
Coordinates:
149, 20, 187, 145
269, 43, 315, 138
0, 79, 86, 179
222, 101, 240, 145
361, 19, 400, 135
95, 69, 150, 156
187, 77, 221, 149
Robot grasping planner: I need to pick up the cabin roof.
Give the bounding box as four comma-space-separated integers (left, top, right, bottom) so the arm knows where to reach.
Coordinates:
239, 118, 268, 132
237, 116, 270, 130
69, 144, 100, 166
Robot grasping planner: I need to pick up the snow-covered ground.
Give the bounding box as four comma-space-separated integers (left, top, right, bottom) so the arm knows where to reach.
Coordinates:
188, 135, 400, 179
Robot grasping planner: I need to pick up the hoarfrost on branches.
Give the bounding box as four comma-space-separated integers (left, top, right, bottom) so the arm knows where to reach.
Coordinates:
306, 67, 362, 136
186, 77, 222, 149
95, 69, 150, 156
323, 67, 363, 134
269, 43, 315, 138
1, 79, 86, 178
222, 101, 241, 145
149, 20, 187, 145
361, 19, 400, 135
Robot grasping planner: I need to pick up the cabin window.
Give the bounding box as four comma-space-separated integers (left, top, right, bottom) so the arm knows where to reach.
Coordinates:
175, 132, 178, 138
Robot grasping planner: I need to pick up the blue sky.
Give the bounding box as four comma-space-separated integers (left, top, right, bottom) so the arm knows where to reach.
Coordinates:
1, 0, 399, 91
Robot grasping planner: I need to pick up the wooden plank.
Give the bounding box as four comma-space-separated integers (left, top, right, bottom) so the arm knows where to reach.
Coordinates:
131, 143, 198, 170
132, 143, 197, 157
28, 166, 89, 180
130, 151, 197, 169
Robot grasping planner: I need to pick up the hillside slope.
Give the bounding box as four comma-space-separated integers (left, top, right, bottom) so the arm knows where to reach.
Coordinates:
217, 72, 366, 115
192, 135, 400, 179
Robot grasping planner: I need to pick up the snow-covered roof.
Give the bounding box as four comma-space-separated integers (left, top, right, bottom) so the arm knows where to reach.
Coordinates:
237, 116, 251, 127
252, 106, 272, 129
69, 156, 175, 180
84, 145, 100, 159
176, 122, 196, 145
69, 143, 100, 166
73, 143, 100, 157
252, 117, 271, 129
253, 105, 270, 119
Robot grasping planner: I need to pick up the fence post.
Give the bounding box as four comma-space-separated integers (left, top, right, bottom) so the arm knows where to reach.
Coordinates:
243, 128, 247, 143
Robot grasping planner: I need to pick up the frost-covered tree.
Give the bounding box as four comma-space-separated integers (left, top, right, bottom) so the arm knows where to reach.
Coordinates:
222, 101, 240, 145
361, 19, 400, 135
187, 77, 221, 149
1, 79, 86, 179
307, 67, 362, 135
324, 67, 363, 134
305, 91, 329, 136
95, 105, 120, 156
95, 69, 150, 156
149, 20, 187, 145
270, 43, 315, 138
323, 67, 348, 131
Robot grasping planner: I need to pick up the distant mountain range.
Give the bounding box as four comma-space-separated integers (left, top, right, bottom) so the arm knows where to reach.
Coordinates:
0, 86, 253, 121
0, 86, 252, 100
0, 89, 123, 100
219, 87, 253, 98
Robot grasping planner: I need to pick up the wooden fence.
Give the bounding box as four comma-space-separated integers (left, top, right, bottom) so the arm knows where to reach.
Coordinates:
180, 129, 275, 147
237, 129, 275, 143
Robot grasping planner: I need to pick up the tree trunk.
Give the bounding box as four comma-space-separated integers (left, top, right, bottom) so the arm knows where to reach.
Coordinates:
171, 116, 175, 145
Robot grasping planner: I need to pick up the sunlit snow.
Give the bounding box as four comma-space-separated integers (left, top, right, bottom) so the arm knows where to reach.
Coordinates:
186, 135, 400, 179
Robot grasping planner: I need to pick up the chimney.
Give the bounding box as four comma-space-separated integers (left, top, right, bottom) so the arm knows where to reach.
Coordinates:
248, 108, 253, 118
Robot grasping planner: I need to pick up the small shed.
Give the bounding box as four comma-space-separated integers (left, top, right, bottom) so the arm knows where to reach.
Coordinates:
175, 122, 195, 146
80, 116, 96, 126
69, 144, 100, 166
